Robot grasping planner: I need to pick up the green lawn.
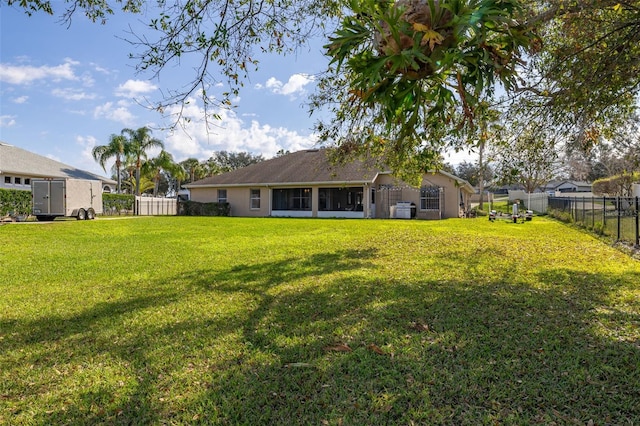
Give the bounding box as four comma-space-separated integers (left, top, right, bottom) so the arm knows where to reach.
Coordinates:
1, 217, 639, 424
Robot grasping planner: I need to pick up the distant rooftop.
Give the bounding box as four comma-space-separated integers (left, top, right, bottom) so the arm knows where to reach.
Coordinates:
0, 141, 115, 183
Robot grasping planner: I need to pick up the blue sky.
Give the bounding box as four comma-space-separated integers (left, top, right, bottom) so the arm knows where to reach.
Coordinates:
0, 4, 472, 178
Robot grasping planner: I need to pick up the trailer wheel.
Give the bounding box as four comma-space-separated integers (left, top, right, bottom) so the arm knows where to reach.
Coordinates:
77, 208, 86, 220
87, 208, 96, 220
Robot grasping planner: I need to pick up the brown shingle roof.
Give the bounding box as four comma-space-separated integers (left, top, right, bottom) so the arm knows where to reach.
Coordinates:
186, 149, 382, 187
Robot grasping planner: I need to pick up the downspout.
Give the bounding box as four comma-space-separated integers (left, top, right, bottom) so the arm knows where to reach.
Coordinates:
364, 183, 370, 218
267, 185, 271, 217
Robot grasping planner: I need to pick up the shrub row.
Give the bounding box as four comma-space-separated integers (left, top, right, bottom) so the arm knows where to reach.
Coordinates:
0, 188, 32, 216
103, 193, 135, 214
179, 201, 230, 216
1, 190, 136, 217
593, 172, 640, 196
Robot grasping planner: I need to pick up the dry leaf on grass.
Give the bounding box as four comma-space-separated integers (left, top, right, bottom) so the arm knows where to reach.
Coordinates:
323, 344, 352, 352
284, 362, 314, 368
367, 343, 386, 355
410, 322, 430, 332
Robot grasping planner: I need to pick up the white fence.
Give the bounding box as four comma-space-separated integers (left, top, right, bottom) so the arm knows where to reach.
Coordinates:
134, 196, 177, 216
507, 191, 549, 213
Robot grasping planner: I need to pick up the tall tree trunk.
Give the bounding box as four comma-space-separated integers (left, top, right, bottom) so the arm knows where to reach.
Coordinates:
478, 139, 486, 211
136, 157, 141, 197
115, 157, 122, 195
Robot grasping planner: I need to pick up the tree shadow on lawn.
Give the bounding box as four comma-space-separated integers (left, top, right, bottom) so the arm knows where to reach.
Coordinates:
187, 266, 640, 425
2, 248, 639, 424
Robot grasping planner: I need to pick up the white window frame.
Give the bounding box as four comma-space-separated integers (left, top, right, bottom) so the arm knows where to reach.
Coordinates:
250, 189, 261, 209
217, 189, 227, 203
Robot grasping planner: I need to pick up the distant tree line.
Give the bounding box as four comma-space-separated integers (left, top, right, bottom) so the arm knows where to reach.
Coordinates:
92, 126, 266, 197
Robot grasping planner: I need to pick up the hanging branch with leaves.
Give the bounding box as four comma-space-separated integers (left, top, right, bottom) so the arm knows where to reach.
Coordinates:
311, 0, 537, 179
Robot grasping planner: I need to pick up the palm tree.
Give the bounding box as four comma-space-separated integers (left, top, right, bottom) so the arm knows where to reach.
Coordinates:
180, 158, 206, 183
143, 150, 174, 197
92, 134, 129, 194
123, 175, 155, 195
122, 127, 164, 196
166, 161, 187, 198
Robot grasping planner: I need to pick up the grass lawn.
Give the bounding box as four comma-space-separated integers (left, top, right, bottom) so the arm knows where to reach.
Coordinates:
1, 216, 639, 424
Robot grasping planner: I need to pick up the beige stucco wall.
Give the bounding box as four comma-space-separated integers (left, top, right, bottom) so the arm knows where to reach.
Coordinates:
373, 173, 470, 219
188, 172, 472, 219
190, 186, 271, 217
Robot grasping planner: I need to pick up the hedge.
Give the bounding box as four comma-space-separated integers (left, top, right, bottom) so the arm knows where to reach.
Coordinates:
1, 190, 136, 217
103, 193, 135, 214
593, 172, 640, 196
0, 188, 32, 216
179, 201, 231, 216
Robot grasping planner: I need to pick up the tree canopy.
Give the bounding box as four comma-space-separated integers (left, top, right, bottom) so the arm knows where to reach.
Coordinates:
207, 150, 265, 173
9, 0, 640, 178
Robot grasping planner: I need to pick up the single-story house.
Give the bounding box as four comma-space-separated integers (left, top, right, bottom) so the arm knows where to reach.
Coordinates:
185, 149, 475, 219
543, 180, 592, 194
0, 141, 116, 192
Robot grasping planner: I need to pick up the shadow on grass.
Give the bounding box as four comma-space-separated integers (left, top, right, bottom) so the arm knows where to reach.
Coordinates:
2, 247, 639, 424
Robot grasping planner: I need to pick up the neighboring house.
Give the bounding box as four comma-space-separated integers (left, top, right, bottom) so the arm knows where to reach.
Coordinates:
185, 149, 474, 219
544, 180, 592, 194
0, 142, 116, 192
489, 184, 525, 195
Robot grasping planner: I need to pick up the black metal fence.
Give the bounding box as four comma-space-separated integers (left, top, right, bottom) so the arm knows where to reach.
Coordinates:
548, 196, 639, 247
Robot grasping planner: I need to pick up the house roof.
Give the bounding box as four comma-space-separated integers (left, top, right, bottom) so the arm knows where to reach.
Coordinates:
544, 180, 592, 190
0, 141, 116, 184
186, 148, 475, 193
186, 149, 381, 187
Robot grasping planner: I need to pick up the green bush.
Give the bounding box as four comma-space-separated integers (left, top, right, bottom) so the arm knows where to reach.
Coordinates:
0, 188, 32, 216
179, 201, 230, 216
593, 172, 640, 196
103, 193, 134, 214
591, 221, 606, 235
471, 207, 488, 217
548, 209, 574, 224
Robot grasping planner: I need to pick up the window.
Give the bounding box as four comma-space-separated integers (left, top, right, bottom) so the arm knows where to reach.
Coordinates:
250, 189, 261, 209
272, 188, 312, 210
24, 178, 31, 185
14, 177, 21, 185
318, 187, 363, 211
4, 176, 10, 184
420, 186, 441, 210
217, 189, 227, 203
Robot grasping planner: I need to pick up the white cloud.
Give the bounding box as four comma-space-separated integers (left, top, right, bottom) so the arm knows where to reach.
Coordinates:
76, 135, 116, 176
13, 96, 28, 104
94, 102, 136, 126
0, 115, 17, 128
263, 73, 315, 97
52, 88, 97, 101
90, 63, 111, 74
115, 79, 158, 98
163, 98, 317, 161
0, 60, 78, 85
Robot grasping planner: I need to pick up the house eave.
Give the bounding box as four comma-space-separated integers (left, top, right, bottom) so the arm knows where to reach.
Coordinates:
185, 179, 376, 189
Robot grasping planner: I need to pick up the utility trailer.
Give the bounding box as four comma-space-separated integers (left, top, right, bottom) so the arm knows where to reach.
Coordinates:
32, 178, 102, 221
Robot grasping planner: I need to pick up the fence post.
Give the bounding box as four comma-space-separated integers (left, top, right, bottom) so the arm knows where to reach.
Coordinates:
617, 197, 621, 241
591, 196, 594, 229
602, 197, 606, 227
636, 197, 640, 248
